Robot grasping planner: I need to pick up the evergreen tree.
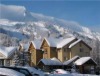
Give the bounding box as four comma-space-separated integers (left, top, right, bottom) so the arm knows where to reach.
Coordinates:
71, 63, 77, 73
12, 51, 20, 66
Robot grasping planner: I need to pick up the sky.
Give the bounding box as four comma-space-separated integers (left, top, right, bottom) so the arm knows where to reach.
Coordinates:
0, 0, 100, 31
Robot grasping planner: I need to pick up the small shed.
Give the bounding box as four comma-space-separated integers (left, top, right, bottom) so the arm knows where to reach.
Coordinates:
37, 57, 63, 71
63, 56, 79, 70
75, 57, 97, 74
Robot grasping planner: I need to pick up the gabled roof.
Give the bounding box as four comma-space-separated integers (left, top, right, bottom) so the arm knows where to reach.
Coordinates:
0, 46, 16, 59
75, 57, 97, 65
38, 57, 63, 65
51, 57, 62, 64
63, 56, 79, 65
57, 37, 76, 48
69, 39, 92, 50
31, 39, 42, 49
69, 39, 81, 48
43, 37, 59, 47
20, 43, 30, 52
42, 37, 76, 48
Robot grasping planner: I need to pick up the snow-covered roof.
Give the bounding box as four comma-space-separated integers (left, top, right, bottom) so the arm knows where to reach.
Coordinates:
69, 39, 92, 50
51, 57, 62, 64
57, 37, 76, 48
38, 57, 63, 65
0, 46, 16, 59
43, 37, 76, 48
63, 56, 79, 65
69, 39, 81, 48
75, 57, 97, 65
20, 43, 30, 52
44, 37, 60, 47
31, 39, 42, 49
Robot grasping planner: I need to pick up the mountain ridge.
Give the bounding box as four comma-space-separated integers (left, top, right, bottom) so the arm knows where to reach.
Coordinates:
0, 4, 100, 47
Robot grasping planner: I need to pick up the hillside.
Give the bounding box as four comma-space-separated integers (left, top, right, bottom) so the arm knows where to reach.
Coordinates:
0, 4, 100, 65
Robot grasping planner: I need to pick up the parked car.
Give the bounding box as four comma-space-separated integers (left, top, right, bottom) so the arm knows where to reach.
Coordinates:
0, 66, 32, 76
51, 69, 70, 74
22, 66, 44, 76
0, 68, 25, 76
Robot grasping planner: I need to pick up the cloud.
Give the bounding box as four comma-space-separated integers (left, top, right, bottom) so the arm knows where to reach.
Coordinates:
0, 4, 26, 21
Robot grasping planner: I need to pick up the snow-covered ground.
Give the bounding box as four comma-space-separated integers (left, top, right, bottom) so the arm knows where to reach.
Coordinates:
0, 67, 99, 76
49, 73, 99, 76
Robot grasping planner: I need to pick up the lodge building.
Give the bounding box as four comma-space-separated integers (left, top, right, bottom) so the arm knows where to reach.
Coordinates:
0, 37, 97, 73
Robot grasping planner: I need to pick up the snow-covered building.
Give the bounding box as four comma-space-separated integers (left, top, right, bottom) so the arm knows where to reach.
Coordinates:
28, 40, 43, 66
63, 56, 80, 69
41, 37, 77, 62
19, 40, 43, 66
0, 46, 17, 66
18, 37, 92, 67
37, 57, 63, 71
41, 37, 91, 62
75, 57, 97, 74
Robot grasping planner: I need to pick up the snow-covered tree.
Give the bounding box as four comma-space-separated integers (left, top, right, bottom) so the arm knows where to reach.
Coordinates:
12, 51, 20, 66
71, 63, 77, 73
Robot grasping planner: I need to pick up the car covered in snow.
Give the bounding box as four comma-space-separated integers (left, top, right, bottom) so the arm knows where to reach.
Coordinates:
51, 69, 70, 74
22, 66, 45, 76
0, 68, 25, 76
0, 66, 45, 76
0, 66, 32, 76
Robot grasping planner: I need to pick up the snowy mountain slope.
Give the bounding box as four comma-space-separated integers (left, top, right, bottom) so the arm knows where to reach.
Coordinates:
0, 4, 100, 46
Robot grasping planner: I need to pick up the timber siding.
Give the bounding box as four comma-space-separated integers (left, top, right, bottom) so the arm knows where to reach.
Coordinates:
57, 48, 63, 62
41, 39, 57, 59
50, 47, 57, 58
29, 42, 36, 66
70, 41, 91, 58
57, 39, 77, 62
29, 42, 43, 66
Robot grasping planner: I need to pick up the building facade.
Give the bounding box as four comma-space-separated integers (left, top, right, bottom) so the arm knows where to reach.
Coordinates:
25, 37, 92, 65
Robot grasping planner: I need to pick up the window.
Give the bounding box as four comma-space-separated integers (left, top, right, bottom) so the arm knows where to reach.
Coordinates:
80, 48, 84, 52
44, 50, 47, 54
42, 49, 47, 54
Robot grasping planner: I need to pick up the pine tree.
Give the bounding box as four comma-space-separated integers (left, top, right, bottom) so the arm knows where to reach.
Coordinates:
71, 63, 77, 73
12, 51, 20, 66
